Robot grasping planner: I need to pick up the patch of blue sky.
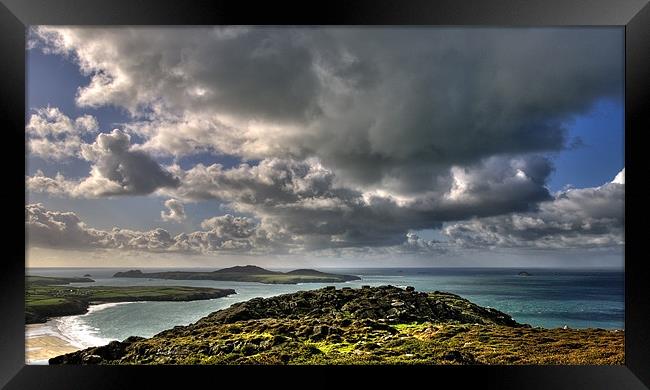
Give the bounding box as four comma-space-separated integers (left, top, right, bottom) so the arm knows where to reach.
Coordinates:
547, 97, 624, 192
27, 49, 131, 131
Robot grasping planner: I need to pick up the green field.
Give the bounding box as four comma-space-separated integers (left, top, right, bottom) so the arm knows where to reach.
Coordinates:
26, 276, 236, 324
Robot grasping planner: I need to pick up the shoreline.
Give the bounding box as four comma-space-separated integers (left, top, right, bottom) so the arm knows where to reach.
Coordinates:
26, 323, 81, 364
25, 302, 134, 364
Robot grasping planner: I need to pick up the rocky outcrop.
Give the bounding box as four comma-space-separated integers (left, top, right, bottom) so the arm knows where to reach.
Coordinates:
49, 285, 555, 365
194, 285, 523, 327
49, 336, 146, 365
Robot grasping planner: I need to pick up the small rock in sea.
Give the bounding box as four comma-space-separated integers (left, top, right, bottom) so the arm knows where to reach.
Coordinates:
324, 286, 336, 291
361, 285, 371, 289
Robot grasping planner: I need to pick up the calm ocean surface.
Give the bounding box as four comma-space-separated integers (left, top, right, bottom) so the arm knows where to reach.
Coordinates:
27, 267, 624, 349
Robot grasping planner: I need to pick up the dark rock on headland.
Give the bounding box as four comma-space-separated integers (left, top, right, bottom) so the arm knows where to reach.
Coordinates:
195, 285, 523, 327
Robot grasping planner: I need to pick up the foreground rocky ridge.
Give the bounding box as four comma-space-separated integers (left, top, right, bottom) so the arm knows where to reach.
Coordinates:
49, 286, 624, 365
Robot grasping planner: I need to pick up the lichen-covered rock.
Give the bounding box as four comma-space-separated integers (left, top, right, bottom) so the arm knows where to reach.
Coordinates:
196, 285, 524, 327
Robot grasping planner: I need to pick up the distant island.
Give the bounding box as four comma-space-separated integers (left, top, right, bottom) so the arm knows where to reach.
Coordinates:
26, 275, 235, 324
50, 285, 624, 365
113, 265, 361, 284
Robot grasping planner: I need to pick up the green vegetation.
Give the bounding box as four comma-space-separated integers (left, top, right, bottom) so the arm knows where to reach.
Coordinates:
113, 265, 361, 284
26, 275, 94, 286
49, 285, 623, 365
26, 276, 236, 324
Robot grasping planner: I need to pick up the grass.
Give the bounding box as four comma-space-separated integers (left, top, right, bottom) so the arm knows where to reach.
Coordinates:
79, 319, 623, 365
25, 277, 235, 324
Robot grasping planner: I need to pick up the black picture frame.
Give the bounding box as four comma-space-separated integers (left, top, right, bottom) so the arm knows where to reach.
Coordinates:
1, 0, 648, 389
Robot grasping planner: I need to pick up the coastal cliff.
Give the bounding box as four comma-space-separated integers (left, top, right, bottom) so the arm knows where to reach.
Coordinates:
49, 285, 624, 365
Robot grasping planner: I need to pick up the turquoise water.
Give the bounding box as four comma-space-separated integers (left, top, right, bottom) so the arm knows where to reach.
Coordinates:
27, 267, 624, 348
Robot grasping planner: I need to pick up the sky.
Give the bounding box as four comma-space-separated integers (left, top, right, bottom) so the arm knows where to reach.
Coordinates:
25, 27, 625, 268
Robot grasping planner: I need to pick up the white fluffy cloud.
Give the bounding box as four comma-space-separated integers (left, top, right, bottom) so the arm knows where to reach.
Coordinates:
160, 199, 186, 222
26, 203, 97, 248
26, 106, 98, 160
26, 203, 293, 254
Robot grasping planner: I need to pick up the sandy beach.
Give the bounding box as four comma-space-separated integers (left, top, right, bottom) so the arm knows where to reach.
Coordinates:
25, 324, 81, 364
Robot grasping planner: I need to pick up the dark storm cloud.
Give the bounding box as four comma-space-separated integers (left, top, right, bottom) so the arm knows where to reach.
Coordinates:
27, 27, 624, 255
27, 129, 180, 198
32, 27, 623, 194
443, 170, 625, 249
167, 155, 555, 249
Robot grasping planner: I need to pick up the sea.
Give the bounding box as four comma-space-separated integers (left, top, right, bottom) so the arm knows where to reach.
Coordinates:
26, 267, 624, 361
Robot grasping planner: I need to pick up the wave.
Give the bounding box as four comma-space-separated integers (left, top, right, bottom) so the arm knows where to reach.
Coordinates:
53, 302, 136, 349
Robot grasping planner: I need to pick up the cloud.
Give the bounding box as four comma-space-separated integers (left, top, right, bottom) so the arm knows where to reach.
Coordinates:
612, 168, 625, 184
26, 203, 97, 248
27, 27, 624, 255
27, 129, 180, 198
160, 198, 186, 222
442, 169, 625, 249
27, 158, 623, 257
164, 155, 553, 249
26, 106, 98, 160
31, 27, 622, 195
26, 203, 281, 254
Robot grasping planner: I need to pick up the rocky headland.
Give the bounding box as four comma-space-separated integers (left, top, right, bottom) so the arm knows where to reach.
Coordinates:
113, 265, 361, 284
49, 285, 624, 365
